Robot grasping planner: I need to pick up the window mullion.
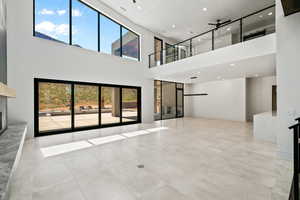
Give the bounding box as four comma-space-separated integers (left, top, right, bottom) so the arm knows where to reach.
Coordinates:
120, 26, 123, 57
98, 12, 100, 52
69, 0, 72, 45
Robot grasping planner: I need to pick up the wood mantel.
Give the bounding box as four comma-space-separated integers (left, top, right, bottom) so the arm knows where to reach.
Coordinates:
0, 83, 16, 98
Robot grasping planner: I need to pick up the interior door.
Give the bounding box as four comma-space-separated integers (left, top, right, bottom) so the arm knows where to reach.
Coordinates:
154, 37, 163, 65
176, 88, 184, 118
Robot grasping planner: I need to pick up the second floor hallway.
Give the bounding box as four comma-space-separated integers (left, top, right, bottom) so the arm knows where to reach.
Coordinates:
149, 5, 276, 81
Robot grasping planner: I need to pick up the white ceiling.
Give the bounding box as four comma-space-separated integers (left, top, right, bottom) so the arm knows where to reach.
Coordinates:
164, 54, 276, 84
98, 0, 275, 41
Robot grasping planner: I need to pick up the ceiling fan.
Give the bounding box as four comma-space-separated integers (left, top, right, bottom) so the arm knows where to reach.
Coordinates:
208, 19, 232, 29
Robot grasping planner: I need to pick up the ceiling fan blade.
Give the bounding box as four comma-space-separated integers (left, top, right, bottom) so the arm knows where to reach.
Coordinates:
221, 20, 232, 24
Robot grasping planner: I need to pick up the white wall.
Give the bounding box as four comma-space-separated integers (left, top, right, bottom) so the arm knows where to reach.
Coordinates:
246, 76, 276, 121
276, 0, 300, 159
0, 0, 6, 83
188, 78, 246, 121
183, 84, 192, 117
6, 0, 174, 138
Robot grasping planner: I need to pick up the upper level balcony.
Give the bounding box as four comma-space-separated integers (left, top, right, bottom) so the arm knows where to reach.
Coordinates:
148, 5, 275, 68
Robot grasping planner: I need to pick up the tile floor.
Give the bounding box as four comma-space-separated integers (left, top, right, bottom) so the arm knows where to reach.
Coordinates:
9, 118, 292, 200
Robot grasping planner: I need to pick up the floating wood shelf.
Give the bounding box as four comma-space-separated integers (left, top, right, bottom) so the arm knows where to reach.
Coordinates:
0, 82, 16, 98
184, 93, 208, 96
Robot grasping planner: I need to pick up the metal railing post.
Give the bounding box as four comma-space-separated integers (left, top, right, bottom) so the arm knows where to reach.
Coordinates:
289, 122, 300, 200
212, 30, 215, 51
240, 18, 243, 42
294, 125, 299, 199
190, 39, 193, 57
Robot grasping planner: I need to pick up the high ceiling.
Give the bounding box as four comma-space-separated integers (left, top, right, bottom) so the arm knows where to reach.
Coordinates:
98, 0, 275, 41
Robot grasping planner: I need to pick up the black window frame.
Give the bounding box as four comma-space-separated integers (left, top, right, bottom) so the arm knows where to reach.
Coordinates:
33, 0, 141, 61
71, 0, 99, 51
34, 78, 142, 137
121, 26, 140, 61
154, 80, 184, 121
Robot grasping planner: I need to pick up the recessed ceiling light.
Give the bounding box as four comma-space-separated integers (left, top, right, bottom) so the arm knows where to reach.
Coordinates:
172, 24, 176, 28
198, 38, 201, 42
226, 27, 231, 31
259, 15, 263, 18
268, 12, 273, 16
137, 5, 142, 10
203, 7, 207, 11
230, 63, 235, 67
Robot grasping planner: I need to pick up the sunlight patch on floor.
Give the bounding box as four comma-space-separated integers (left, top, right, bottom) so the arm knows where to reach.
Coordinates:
41, 141, 92, 157
40, 127, 169, 157
88, 135, 126, 145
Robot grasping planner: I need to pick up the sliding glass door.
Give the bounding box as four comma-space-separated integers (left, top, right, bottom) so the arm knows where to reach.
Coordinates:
162, 82, 176, 120
154, 80, 161, 120
38, 82, 72, 132
154, 80, 184, 120
122, 88, 139, 122
101, 87, 121, 125
74, 84, 99, 128
35, 79, 141, 137
176, 83, 184, 118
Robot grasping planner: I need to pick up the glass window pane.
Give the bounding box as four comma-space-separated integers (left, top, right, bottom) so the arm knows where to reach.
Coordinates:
177, 89, 183, 117
176, 83, 183, 89
242, 6, 275, 41
100, 14, 121, 56
35, 0, 70, 44
38, 82, 72, 132
122, 88, 138, 122
162, 82, 176, 119
154, 80, 161, 120
214, 21, 241, 50
72, 0, 98, 51
74, 85, 99, 128
121, 27, 139, 61
192, 32, 212, 55
101, 87, 120, 124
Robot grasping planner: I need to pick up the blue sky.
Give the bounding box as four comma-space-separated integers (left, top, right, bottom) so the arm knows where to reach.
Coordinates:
35, 0, 121, 53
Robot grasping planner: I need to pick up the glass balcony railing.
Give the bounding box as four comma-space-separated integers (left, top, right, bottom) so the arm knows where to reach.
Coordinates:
149, 5, 275, 68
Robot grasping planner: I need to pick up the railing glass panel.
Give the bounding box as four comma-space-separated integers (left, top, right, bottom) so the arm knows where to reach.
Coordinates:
192, 32, 213, 56
214, 20, 241, 50
176, 40, 192, 59
242, 6, 275, 42
166, 45, 177, 64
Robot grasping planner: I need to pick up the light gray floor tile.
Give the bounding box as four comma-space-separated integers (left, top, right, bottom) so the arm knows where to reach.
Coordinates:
9, 118, 292, 200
